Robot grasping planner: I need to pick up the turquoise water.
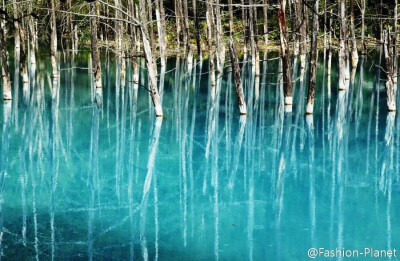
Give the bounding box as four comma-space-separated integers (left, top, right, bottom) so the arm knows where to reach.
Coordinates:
0, 50, 399, 260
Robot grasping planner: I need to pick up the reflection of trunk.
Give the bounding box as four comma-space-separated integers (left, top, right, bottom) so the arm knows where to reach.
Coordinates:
139, 0, 163, 116
306, 0, 319, 114
383, 29, 397, 111
229, 39, 247, 115
0, 25, 11, 100
90, 2, 102, 88
48, 0, 58, 78
141, 118, 163, 203
0, 101, 11, 256
278, 0, 293, 107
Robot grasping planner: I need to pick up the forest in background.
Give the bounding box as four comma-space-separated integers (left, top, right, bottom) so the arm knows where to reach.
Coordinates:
0, 0, 399, 117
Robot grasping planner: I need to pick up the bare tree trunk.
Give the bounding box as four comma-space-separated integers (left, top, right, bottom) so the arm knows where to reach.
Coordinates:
249, 0, 260, 77
214, 0, 225, 75
0, 26, 11, 100
19, 21, 29, 83
383, 29, 397, 111
241, 0, 248, 55
327, 9, 332, 97
229, 39, 247, 115
115, 0, 123, 56
350, 0, 358, 68
228, 0, 234, 37
206, 0, 216, 90
90, 2, 102, 88
193, 0, 202, 59
323, 0, 327, 48
155, 0, 167, 68
360, 0, 366, 54
278, 0, 293, 108
28, 0, 36, 64
147, 0, 155, 53
175, 0, 183, 50
338, 0, 348, 90
182, 0, 191, 55
48, 0, 58, 78
263, 0, 268, 46
139, 0, 163, 116
13, 0, 20, 50
306, 0, 319, 114
393, 0, 398, 84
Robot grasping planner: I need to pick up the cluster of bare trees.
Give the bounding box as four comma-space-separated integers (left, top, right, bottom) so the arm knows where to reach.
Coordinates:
0, 0, 400, 115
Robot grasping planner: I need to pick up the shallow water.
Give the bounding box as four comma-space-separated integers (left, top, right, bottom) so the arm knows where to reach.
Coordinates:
0, 49, 399, 260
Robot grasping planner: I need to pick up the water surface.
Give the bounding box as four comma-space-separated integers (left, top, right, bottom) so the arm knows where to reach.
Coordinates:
0, 50, 399, 260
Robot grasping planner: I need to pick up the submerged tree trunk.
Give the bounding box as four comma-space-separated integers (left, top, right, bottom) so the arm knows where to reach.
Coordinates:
90, 2, 102, 88
0, 25, 11, 100
383, 29, 397, 112
229, 39, 247, 115
306, 0, 319, 114
139, 0, 163, 116
48, 0, 58, 78
278, 0, 293, 108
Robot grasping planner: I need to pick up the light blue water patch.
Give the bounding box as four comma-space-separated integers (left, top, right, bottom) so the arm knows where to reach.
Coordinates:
0, 50, 399, 260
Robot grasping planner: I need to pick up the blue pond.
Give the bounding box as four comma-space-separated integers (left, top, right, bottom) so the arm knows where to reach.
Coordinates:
0, 49, 399, 260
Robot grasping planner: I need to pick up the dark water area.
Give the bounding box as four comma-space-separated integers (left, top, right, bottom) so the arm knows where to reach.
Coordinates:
0, 48, 399, 260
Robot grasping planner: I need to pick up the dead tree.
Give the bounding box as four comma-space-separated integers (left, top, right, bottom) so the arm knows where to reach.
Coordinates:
206, 0, 216, 90
28, 0, 36, 64
360, 0, 366, 54
350, 0, 358, 67
338, 0, 348, 90
263, 0, 268, 45
139, 0, 163, 116
249, 0, 260, 76
155, 0, 167, 68
306, 0, 319, 114
278, 0, 293, 107
214, 0, 225, 75
229, 39, 247, 115
90, 1, 102, 88
13, 0, 20, 49
383, 29, 397, 112
48, 0, 58, 78
393, 0, 398, 84
19, 21, 29, 83
0, 25, 11, 100
193, 0, 202, 58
